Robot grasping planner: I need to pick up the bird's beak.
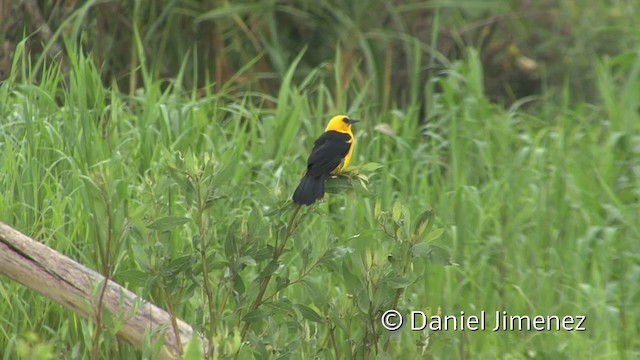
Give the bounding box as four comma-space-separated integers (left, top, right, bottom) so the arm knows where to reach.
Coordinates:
345, 118, 360, 125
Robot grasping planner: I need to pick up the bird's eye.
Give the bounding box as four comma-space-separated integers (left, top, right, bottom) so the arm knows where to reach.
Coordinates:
342, 117, 349, 123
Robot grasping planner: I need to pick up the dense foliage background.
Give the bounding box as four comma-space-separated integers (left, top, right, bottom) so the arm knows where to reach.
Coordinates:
1, 0, 639, 359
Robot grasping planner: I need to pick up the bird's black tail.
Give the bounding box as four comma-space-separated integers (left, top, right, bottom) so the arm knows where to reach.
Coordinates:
292, 173, 324, 205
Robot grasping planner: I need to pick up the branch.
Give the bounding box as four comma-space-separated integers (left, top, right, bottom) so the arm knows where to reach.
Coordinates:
0, 222, 210, 359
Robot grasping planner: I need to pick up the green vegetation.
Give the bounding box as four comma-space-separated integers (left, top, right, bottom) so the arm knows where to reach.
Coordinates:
1, 0, 639, 359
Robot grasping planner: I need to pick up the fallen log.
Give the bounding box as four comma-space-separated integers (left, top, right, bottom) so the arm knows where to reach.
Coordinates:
0, 222, 209, 359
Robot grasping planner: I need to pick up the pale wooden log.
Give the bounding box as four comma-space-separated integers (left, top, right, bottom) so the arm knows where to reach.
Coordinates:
0, 222, 209, 359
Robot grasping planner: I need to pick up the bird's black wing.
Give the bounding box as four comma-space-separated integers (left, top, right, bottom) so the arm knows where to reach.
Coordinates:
306, 131, 352, 177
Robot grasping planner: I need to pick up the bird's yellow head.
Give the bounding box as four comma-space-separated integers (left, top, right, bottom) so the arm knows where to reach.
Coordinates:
324, 115, 360, 133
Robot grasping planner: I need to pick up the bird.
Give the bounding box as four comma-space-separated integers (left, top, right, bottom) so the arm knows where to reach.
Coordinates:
292, 115, 360, 205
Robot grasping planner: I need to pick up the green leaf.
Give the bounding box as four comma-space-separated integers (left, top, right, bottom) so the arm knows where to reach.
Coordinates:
164, 255, 192, 276
146, 216, 189, 232
293, 304, 324, 323
318, 246, 353, 267
325, 175, 353, 194
234, 276, 246, 294
212, 162, 237, 186
116, 269, 147, 287
428, 245, 453, 266
224, 231, 238, 258
358, 162, 384, 172
411, 242, 432, 258
349, 253, 368, 281
392, 200, 403, 223
374, 199, 382, 219
413, 209, 434, 237
253, 246, 274, 263
356, 174, 370, 192
182, 335, 203, 360
168, 165, 193, 192
203, 191, 223, 210
243, 309, 269, 323
412, 243, 452, 266
342, 260, 363, 290
210, 260, 228, 270
373, 284, 394, 310
132, 244, 151, 272
382, 275, 412, 289
355, 288, 370, 313
129, 225, 144, 243
423, 228, 445, 243
301, 279, 325, 303
235, 256, 257, 268
258, 260, 279, 278
276, 275, 290, 291
264, 298, 293, 313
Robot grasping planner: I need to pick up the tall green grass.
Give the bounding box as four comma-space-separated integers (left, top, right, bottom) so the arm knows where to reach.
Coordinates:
1, 35, 639, 360
12, 0, 637, 106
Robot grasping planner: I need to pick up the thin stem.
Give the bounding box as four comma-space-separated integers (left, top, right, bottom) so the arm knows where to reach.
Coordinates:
161, 286, 184, 356
194, 176, 216, 358
383, 226, 421, 352
328, 323, 339, 360
92, 185, 112, 360
236, 203, 303, 357
218, 274, 235, 315
261, 245, 329, 303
